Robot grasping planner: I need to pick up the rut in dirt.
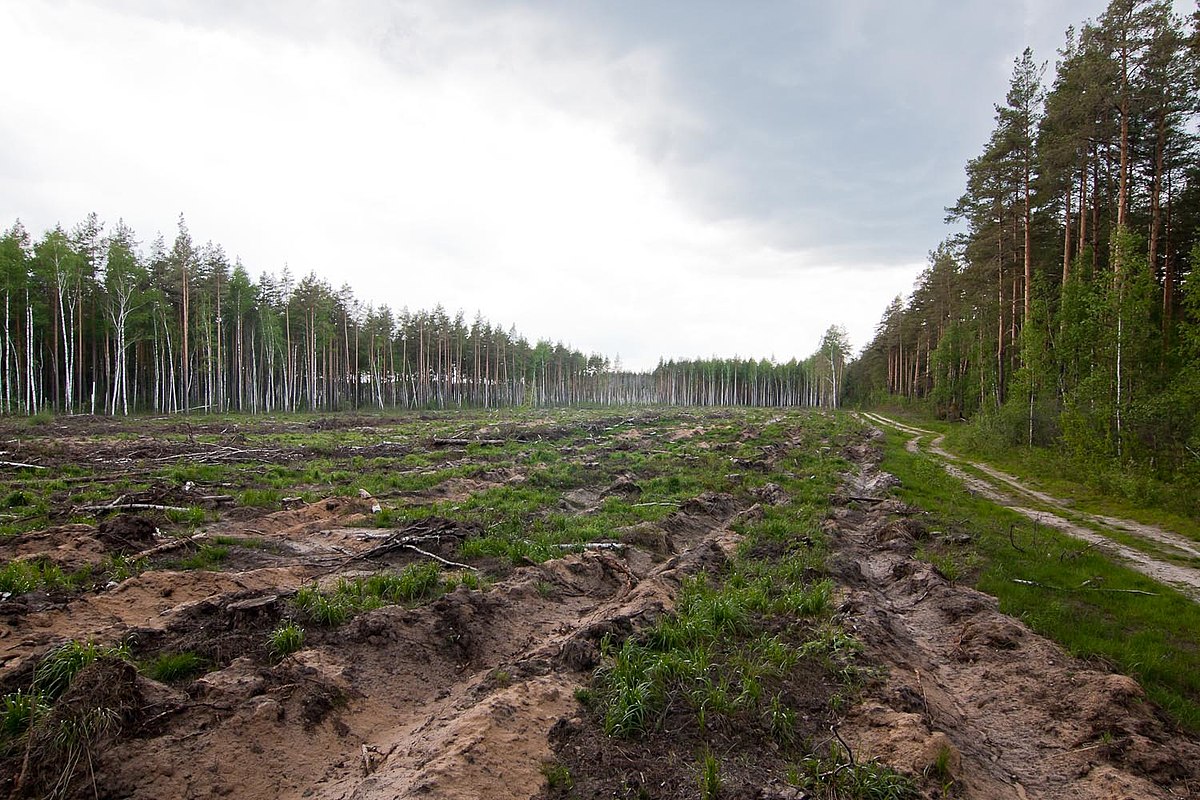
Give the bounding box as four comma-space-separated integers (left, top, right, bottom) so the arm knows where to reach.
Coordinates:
832, 428, 1200, 799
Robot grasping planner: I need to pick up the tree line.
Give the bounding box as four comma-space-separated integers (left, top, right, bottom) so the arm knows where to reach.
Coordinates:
847, 0, 1200, 481
0, 215, 849, 415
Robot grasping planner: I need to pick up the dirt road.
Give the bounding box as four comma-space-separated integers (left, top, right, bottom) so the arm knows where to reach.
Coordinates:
860, 412, 1200, 601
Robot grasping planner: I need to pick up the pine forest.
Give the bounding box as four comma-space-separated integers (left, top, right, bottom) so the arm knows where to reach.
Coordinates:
0, 215, 848, 416
846, 0, 1200, 509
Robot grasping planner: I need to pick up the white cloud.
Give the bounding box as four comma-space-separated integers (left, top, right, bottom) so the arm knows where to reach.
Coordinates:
0, 0, 926, 370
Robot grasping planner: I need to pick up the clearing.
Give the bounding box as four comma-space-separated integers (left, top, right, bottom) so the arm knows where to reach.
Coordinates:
0, 409, 1197, 799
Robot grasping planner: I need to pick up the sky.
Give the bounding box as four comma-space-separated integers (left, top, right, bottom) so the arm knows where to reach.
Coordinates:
0, 0, 1141, 370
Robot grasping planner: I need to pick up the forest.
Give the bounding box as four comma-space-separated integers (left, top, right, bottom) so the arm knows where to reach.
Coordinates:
0, 214, 849, 417
846, 0, 1200, 493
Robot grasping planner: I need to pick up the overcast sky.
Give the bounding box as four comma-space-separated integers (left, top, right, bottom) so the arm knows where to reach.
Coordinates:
0, 0, 1130, 369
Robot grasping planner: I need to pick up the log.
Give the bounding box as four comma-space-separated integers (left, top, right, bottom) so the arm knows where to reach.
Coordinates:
132, 531, 208, 560
77, 502, 192, 514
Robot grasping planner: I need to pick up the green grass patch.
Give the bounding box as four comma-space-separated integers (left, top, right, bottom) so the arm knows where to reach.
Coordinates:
269, 622, 306, 659
174, 543, 230, 570
144, 651, 208, 683
238, 488, 282, 508
879, 425, 1200, 732
295, 562, 455, 626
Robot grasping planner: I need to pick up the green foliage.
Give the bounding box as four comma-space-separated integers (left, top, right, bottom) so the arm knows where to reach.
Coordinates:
239, 489, 281, 508
34, 640, 130, 700
540, 761, 574, 791
295, 563, 451, 626
269, 622, 306, 659
175, 543, 229, 570
792, 755, 917, 800
1, 690, 49, 744
145, 651, 207, 683
697, 748, 722, 800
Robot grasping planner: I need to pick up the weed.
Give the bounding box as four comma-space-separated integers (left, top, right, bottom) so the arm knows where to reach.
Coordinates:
296, 585, 350, 626
295, 563, 449, 626
925, 743, 954, 782
3, 490, 31, 508
165, 506, 208, 526
793, 754, 917, 800
697, 748, 722, 800
541, 761, 574, 791
175, 543, 229, 570
1, 690, 49, 743
270, 622, 306, 659
239, 488, 281, 508
101, 554, 147, 583
145, 652, 207, 683
34, 640, 130, 700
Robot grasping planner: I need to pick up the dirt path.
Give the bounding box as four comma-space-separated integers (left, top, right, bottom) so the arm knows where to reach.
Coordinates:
832, 431, 1200, 799
861, 412, 1200, 601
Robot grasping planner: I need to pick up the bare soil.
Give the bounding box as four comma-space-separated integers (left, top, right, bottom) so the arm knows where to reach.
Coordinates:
833, 430, 1200, 799
1, 411, 1198, 799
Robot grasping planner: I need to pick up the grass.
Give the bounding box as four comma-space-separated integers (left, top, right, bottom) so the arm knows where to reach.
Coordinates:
878, 425, 1200, 732
541, 761, 574, 791
175, 543, 230, 570
295, 562, 454, 625
697, 748, 722, 800
33, 640, 130, 700
269, 622, 306, 659
791, 755, 917, 800
144, 651, 208, 683
587, 463, 848, 743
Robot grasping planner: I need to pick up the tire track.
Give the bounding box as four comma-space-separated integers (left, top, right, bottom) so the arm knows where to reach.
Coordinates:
860, 411, 1200, 602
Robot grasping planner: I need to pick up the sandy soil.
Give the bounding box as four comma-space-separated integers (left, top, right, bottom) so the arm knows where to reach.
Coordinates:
2, 413, 1198, 799
833, 431, 1200, 799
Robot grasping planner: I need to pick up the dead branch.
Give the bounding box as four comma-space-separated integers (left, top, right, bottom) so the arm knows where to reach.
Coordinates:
830, 724, 856, 768
631, 501, 678, 508
1012, 578, 1157, 596
132, 531, 208, 561
76, 502, 192, 514
552, 542, 626, 550
1008, 524, 1026, 553
0, 460, 46, 470
432, 438, 504, 447
398, 543, 476, 571
848, 496, 885, 504
1059, 541, 1098, 562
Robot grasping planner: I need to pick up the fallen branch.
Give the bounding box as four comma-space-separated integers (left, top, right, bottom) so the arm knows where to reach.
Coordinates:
132, 531, 208, 561
632, 501, 678, 508
398, 543, 476, 571
431, 437, 504, 447
1012, 578, 1157, 596
1059, 541, 1099, 562
552, 542, 625, 551
0, 460, 46, 470
1008, 524, 1026, 554
848, 496, 885, 504
76, 502, 192, 514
